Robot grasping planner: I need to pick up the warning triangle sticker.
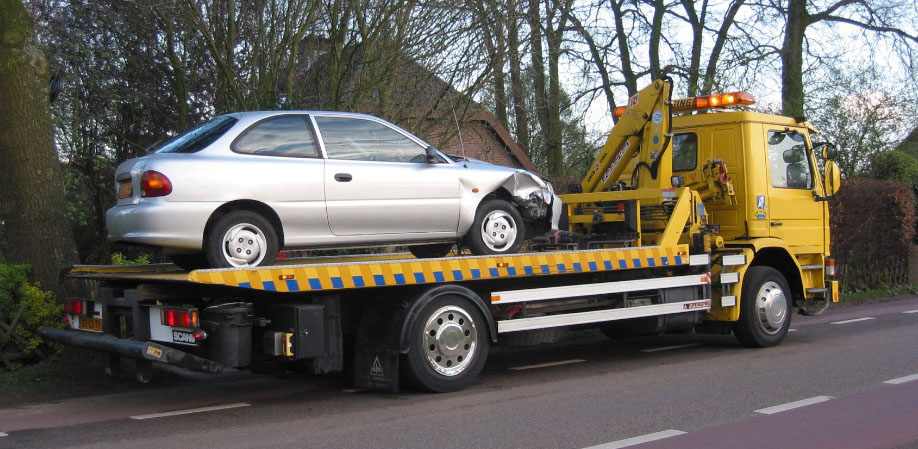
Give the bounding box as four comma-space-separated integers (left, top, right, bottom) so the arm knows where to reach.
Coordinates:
370, 356, 384, 376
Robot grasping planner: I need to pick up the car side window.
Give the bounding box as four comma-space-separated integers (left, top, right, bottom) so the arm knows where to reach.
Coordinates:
232, 115, 319, 158
315, 116, 427, 163
672, 132, 697, 172
767, 130, 812, 189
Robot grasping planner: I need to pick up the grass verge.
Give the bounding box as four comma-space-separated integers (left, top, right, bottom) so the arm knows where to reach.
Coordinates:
0, 347, 185, 405
840, 284, 918, 303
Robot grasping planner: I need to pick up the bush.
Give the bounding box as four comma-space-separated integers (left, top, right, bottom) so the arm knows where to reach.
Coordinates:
830, 179, 916, 291
866, 151, 918, 186
0, 263, 63, 356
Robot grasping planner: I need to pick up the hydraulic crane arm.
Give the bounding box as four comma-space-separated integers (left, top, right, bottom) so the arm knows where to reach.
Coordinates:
580, 79, 673, 194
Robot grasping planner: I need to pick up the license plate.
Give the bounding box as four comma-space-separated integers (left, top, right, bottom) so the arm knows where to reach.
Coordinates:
80, 317, 103, 332
118, 181, 132, 198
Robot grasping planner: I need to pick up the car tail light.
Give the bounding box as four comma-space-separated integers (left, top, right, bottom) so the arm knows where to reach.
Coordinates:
141, 171, 172, 197
162, 308, 199, 328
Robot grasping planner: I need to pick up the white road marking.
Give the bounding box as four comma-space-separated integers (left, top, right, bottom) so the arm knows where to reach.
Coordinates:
640, 343, 702, 353
342, 388, 367, 393
884, 374, 918, 385
831, 317, 875, 325
0, 432, 7, 437
788, 328, 798, 332
755, 396, 834, 414
583, 430, 687, 449
509, 359, 586, 370
902, 309, 918, 314
130, 403, 250, 420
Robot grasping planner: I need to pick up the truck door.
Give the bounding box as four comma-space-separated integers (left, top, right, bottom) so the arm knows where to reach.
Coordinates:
764, 128, 824, 251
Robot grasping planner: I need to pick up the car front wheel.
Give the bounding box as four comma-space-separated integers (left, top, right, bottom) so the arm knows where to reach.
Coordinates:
205, 211, 279, 268
465, 199, 525, 255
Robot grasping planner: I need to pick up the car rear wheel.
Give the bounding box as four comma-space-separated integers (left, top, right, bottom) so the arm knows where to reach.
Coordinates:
206, 211, 278, 268
465, 199, 525, 255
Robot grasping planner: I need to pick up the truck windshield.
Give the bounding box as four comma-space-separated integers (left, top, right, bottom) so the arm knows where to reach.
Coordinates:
155, 116, 238, 154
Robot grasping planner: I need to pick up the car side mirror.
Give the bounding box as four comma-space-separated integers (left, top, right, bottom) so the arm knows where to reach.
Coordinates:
425, 145, 439, 164
814, 142, 838, 160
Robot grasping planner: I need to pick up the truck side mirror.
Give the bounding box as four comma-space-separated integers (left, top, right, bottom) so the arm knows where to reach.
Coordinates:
823, 161, 842, 197
814, 142, 838, 160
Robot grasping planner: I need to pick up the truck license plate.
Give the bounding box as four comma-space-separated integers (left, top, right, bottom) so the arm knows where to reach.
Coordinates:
79, 317, 103, 332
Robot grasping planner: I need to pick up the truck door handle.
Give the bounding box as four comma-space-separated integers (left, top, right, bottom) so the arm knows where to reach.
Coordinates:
770, 221, 783, 227
334, 173, 352, 182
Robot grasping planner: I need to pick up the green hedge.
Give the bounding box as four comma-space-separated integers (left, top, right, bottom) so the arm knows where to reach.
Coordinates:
830, 179, 916, 292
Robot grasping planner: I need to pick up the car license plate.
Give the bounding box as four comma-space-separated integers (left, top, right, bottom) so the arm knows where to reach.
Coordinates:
118, 181, 132, 198
80, 317, 103, 332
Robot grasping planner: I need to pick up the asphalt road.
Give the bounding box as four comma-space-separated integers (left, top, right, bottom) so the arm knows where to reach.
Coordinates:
2, 297, 916, 449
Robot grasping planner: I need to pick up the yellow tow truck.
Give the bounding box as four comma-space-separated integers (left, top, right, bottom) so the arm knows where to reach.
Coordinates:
42, 79, 842, 392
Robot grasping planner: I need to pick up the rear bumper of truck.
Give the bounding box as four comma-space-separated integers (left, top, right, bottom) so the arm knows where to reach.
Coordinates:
40, 327, 223, 374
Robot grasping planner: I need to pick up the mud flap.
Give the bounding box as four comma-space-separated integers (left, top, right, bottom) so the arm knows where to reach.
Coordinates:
352, 302, 405, 392
353, 347, 400, 392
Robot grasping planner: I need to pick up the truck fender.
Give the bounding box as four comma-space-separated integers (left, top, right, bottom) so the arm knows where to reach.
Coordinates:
397, 284, 497, 353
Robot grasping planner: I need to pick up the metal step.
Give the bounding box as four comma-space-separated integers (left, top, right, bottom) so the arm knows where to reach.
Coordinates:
806, 288, 827, 294
801, 264, 823, 270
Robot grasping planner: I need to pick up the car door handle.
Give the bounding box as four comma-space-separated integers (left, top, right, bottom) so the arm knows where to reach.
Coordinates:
770, 221, 783, 227
334, 173, 352, 182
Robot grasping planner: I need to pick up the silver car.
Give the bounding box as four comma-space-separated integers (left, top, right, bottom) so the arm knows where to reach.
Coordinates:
107, 111, 562, 268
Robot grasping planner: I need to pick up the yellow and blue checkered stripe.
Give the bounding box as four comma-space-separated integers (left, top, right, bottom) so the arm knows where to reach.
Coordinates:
187, 245, 690, 293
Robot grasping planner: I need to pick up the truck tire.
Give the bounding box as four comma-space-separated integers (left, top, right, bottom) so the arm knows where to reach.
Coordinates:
408, 243, 453, 259
465, 199, 525, 255
205, 211, 278, 268
403, 295, 489, 392
733, 266, 792, 347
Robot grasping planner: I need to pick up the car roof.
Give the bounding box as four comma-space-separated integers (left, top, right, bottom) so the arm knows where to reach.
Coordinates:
223, 111, 382, 121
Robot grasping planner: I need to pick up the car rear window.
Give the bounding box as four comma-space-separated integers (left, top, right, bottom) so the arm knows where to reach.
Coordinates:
155, 116, 238, 154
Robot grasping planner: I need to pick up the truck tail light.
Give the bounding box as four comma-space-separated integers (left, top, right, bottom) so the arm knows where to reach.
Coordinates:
141, 171, 172, 197
826, 259, 836, 276
65, 298, 83, 315
162, 308, 199, 328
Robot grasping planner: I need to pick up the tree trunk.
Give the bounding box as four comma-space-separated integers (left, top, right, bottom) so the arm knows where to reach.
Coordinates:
506, 0, 530, 153
528, 0, 550, 155
545, 13, 564, 177
0, 0, 79, 297
782, 0, 809, 117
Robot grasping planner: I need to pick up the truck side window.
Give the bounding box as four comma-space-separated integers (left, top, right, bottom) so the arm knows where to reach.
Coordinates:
672, 133, 697, 172
316, 117, 427, 163
767, 130, 812, 189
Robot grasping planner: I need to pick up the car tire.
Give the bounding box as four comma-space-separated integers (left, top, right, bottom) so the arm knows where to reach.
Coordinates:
465, 199, 525, 255
408, 243, 453, 259
733, 266, 792, 347
205, 211, 279, 268
170, 254, 208, 271
402, 295, 489, 393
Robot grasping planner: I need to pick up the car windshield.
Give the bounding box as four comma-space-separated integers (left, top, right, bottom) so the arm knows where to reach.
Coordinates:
155, 116, 238, 154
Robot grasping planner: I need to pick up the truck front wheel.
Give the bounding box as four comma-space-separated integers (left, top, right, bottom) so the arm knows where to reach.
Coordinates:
403, 295, 489, 392
733, 266, 792, 347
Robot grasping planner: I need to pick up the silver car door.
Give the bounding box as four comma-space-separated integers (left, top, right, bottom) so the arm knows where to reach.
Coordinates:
314, 115, 461, 236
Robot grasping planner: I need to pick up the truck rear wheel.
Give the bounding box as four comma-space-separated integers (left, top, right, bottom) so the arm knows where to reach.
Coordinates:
403, 295, 489, 392
733, 266, 792, 347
